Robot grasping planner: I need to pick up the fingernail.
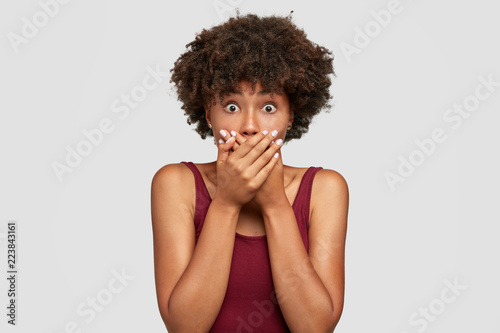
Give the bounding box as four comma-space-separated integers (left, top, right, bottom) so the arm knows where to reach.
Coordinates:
276, 139, 283, 146
227, 136, 234, 143
231, 130, 237, 137
218, 139, 224, 144
220, 130, 226, 137
274, 152, 279, 158
262, 130, 268, 135
272, 130, 278, 137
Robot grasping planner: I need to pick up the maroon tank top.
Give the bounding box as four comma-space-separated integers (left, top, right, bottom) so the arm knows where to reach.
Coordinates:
181, 161, 323, 332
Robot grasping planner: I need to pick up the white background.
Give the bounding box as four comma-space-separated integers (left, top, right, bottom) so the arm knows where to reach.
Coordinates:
1, 0, 499, 332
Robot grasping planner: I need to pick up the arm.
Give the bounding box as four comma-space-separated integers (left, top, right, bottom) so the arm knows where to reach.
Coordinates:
257, 159, 349, 332
151, 131, 282, 332
151, 163, 240, 332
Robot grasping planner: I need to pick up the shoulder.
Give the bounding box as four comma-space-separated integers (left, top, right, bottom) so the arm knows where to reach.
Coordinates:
151, 163, 195, 211
310, 168, 349, 223
152, 163, 194, 187
312, 168, 349, 196
152, 162, 191, 177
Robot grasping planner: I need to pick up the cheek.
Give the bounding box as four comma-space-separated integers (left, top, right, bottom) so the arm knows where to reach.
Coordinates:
270, 117, 290, 138
211, 118, 234, 140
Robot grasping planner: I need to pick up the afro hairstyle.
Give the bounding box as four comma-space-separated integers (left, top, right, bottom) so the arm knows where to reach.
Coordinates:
170, 12, 335, 142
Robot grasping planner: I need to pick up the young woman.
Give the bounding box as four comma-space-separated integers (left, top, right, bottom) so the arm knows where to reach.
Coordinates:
151, 13, 349, 332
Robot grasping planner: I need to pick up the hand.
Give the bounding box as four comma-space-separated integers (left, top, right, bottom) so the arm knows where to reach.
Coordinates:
223, 130, 279, 155
213, 130, 283, 209
251, 149, 286, 210
220, 130, 287, 210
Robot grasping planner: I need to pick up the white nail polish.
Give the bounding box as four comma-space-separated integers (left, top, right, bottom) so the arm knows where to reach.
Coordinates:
262, 130, 268, 135
274, 152, 279, 158
218, 139, 224, 144
220, 130, 226, 137
276, 139, 283, 146
227, 136, 234, 143
231, 130, 237, 137
272, 130, 278, 137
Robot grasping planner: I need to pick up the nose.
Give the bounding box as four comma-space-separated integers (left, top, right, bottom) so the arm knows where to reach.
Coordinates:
240, 110, 260, 137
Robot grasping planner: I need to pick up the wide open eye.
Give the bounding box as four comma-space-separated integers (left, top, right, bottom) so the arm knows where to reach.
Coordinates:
262, 104, 277, 113
224, 103, 240, 113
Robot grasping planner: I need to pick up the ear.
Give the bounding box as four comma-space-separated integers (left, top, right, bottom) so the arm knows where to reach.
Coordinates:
288, 112, 294, 128
204, 106, 212, 125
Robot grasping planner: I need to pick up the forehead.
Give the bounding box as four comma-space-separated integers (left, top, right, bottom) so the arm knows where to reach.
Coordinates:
224, 81, 285, 98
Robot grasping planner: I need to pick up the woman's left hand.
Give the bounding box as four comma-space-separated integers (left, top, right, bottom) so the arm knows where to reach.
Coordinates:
251, 150, 287, 210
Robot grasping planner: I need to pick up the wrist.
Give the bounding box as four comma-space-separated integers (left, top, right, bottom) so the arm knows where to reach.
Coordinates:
211, 194, 243, 214
260, 194, 291, 217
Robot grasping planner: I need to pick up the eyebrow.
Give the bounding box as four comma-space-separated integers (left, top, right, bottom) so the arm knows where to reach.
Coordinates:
230, 89, 274, 96
257, 89, 273, 96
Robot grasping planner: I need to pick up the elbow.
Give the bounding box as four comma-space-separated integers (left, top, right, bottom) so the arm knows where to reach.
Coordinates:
318, 316, 339, 333
159, 301, 185, 333
312, 317, 339, 333
313, 305, 343, 333
159, 300, 211, 333
324, 296, 344, 332
158, 302, 175, 333
158, 300, 182, 333
326, 307, 343, 332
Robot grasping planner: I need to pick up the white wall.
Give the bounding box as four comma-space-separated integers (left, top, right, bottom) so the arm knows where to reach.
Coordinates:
1, 0, 498, 332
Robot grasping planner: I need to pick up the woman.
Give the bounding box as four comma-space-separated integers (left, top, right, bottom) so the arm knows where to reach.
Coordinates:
151, 13, 349, 332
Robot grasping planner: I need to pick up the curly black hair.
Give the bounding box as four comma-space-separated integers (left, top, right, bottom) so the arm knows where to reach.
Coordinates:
170, 13, 335, 142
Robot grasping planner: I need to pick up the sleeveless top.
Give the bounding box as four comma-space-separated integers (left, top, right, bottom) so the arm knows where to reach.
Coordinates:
181, 161, 323, 332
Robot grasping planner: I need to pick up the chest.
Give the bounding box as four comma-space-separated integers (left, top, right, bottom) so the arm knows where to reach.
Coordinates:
204, 183, 300, 237
197, 164, 308, 237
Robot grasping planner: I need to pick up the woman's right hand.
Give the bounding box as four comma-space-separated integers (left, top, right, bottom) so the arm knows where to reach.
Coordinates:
213, 129, 283, 208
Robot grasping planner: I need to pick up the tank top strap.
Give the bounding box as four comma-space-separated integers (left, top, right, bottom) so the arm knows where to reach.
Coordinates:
181, 161, 211, 237
292, 166, 323, 251
181, 162, 323, 245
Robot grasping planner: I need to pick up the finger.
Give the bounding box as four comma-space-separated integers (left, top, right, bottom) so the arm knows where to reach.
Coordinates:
242, 130, 280, 164
230, 131, 246, 148
224, 130, 244, 152
228, 140, 237, 156
253, 145, 282, 185
216, 129, 239, 155
249, 137, 283, 173
217, 135, 236, 163
217, 130, 242, 151
218, 129, 231, 142
230, 130, 275, 162
276, 149, 284, 166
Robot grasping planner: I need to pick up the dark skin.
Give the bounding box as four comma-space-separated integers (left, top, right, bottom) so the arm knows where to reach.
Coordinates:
151, 81, 348, 332
209, 81, 347, 330
222, 131, 285, 209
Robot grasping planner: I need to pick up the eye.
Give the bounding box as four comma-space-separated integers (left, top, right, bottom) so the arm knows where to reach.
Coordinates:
262, 104, 277, 113
224, 103, 240, 113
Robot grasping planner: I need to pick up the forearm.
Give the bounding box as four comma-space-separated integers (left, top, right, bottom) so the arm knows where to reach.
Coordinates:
263, 199, 336, 332
166, 198, 240, 332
